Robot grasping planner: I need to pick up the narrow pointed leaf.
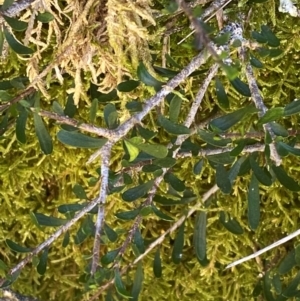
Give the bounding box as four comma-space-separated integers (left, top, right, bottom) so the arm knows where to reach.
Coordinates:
194, 211, 207, 261
284, 99, 300, 116
16, 107, 28, 143
3, 28, 34, 54
114, 269, 132, 298
152, 205, 174, 221
137, 62, 163, 91
272, 165, 300, 191
153, 248, 162, 278
169, 94, 182, 122
115, 209, 140, 220
6, 239, 31, 253
158, 115, 190, 135
133, 229, 145, 254
57, 130, 107, 148
230, 78, 251, 97
249, 155, 272, 186
122, 180, 154, 202
269, 122, 288, 137
216, 164, 231, 194
132, 262, 143, 301
104, 223, 118, 242
34, 113, 53, 154
172, 222, 185, 264
215, 77, 229, 108
258, 107, 284, 125
3, 15, 27, 31
247, 174, 260, 230
219, 211, 244, 235
37, 248, 49, 275
33, 212, 68, 227
210, 106, 256, 132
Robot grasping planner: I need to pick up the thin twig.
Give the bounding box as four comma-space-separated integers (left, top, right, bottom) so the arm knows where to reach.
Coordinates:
0, 0, 34, 17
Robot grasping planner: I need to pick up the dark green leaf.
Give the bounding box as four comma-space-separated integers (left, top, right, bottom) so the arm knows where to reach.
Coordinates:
152, 205, 174, 221
230, 140, 246, 156
137, 62, 163, 91
258, 107, 284, 125
216, 164, 231, 194
153, 66, 178, 78
257, 47, 270, 57
0, 90, 13, 101
34, 113, 53, 155
210, 106, 256, 132
52, 101, 64, 115
101, 249, 120, 265
194, 211, 207, 261
58, 203, 85, 214
33, 212, 68, 227
122, 180, 154, 202
0, 29, 4, 56
16, 107, 28, 144
36, 12, 54, 23
219, 211, 244, 235
3, 15, 27, 31
164, 173, 185, 192
272, 165, 300, 191
263, 271, 275, 301
133, 229, 145, 254
137, 125, 156, 140
207, 152, 235, 165
215, 77, 229, 108
153, 248, 162, 278
57, 130, 107, 148
64, 94, 77, 117
3, 27, 34, 55
0, 259, 8, 271
117, 80, 140, 92
114, 269, 132, 298
252, 31, 268, 44
277, 142, 300, 156
250, 56, 264, 68
62, 231, 70, 248
193, 159, 204, 175
104, 103, 119, 129
199, 130, 231, 147
140, 206, 153, 216
130, 141, 168, 159
230, 78, 251, 97
153, 157, 176, 168
252, 281, 262, 297
249, 155, 272, 186
284, 99, 300, 116
142, 165, 161, 173
0, 113, 8, 135
115, 209, 140, 220
169, 94, 182, 122
269, 122, 289, 137
295, 244, 300, 265
272, 273, 282, 294
222, 64, 239, 80
279, 271, 300, 299
213, 32, 231, 46
126, 101, 143, 112
247, 173, 260, 230
1, 0, 14, 10
132, 262, 143, 301
158, 115, 190, 135
278, 249, 297, 275
6, 239, 31, 253
72, 184, 87, 199
90, 98, 98, 123
261, 25, 280, 47
172, 222, 185, 264
96, 89, 118, 102
37, 248, 48, 275
104, 223, 118, 242
269, 48, 282, 57
228, 157, 245, 183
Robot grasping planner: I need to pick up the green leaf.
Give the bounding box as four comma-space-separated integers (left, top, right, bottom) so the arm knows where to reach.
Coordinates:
153, 248, 162, 278
37, 12, 55, 23
164, 173, 185, 192
128, 139, 168, 159
252, 31, 268, 44
137, 62, 163, 91
153, 157, 176, 168
104, 223, 118, 242
210, 106, 256, 132
124, 140, 140, 162
117, 80, 140, 92
33, 212, 68, 227
72, 184, 87, 199
114, 269, 132, 299
272, 165, 300, 191
216, 164, 231, 194
90, 98, 98, 123
132, 262, 143, 301
199, 130, 231, 147
219, 211, 244, 235
250, 56, 264, 68
215, 77, 229, 109
64, 94, 77, 117
126, 101, 143, 112
169, 94, 182, 122
62, 231, 70, 248
3, 27, 34, 55
165, 53, 182, 69
153, 66, 178, 78
277, 142, 300, 156
279, 271, 300, 299
172, 222, 185, 264
115, 209, 140, 220
0, 259, 8, 271
249, 155, 272, 186
213, 32, 231, 46
0, 29, 4, 56
6, 239, 31, 253
193, 159, 204, 175
284, 99, 300, 116
230, 140, 246, 156
207, 152, 235, 165
222, 64, 239, 80
37, 248, 48, 275
261, 25, 280, 47
258, 107, 284, 125
158, 115, 190, 135
269, 122, 289, 137
57, 130, 107, 148
152, 205, 174, 221
1, 0, 14, 10
104, 103, 119, 129
33, 113, 53, 155
230, 78, 251, 97
194, 211, 207, 261
3, 15, 27, 31
52, 101, 64, 115
228, 157, 245, 184
101, 249, 120, 265
263, 271, 275, 301
133, 229, 145, 254
272, 273, 282, 294
137, 125, 156, 140
247, 174, 260, 230
16, 107, 28, 144
122, 180, 154, 202
58, 203, 85, 214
